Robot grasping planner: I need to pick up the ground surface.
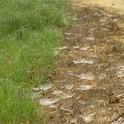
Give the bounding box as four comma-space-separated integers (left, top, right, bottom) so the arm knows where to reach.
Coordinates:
32, 1, 124, 124
71, 0, 124, 14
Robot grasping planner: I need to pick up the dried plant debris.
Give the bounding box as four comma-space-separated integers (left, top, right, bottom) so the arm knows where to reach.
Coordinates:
33, 6, 124, 124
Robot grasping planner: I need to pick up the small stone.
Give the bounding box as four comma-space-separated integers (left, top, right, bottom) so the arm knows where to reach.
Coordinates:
71, 118, 77, 123
64, 84, 74, 90
32, 83, 53, 92
78, 84, 93, 91
62, 93, 74, 99
79, 114, 94, 123
78, 73, 94, 80
56, 46, 68, 50
86, 36, 95, 41
73, 59, 94, 64
60, 107, 73, 112
116, 64, 124, 78
52, 90, 63, 96
39, 98, 58, 106
80, 46, 89, 51
73, 46, 80, 49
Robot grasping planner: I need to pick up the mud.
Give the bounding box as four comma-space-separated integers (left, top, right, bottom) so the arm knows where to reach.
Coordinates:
32, 2, 124, 124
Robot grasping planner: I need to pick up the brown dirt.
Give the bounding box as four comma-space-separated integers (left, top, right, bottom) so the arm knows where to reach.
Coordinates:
33, 1, 124, 124
70, 0, 124, 15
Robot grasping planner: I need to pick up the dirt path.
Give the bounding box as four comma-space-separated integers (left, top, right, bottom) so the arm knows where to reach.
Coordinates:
70, 0, 124, 15
32, 1, 124, 124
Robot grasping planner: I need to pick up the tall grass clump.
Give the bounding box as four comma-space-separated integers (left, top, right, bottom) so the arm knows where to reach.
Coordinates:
0, 0, 70, 85
0, 79, 37, 124
0, 0, 71, 123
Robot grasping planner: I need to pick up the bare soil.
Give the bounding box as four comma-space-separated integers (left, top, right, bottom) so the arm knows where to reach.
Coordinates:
70, 0, 124, 15
33, 1, 124, 124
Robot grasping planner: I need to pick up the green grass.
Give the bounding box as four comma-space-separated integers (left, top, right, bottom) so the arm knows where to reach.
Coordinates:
0, 79, 37, 124
0, 0, 71, 123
